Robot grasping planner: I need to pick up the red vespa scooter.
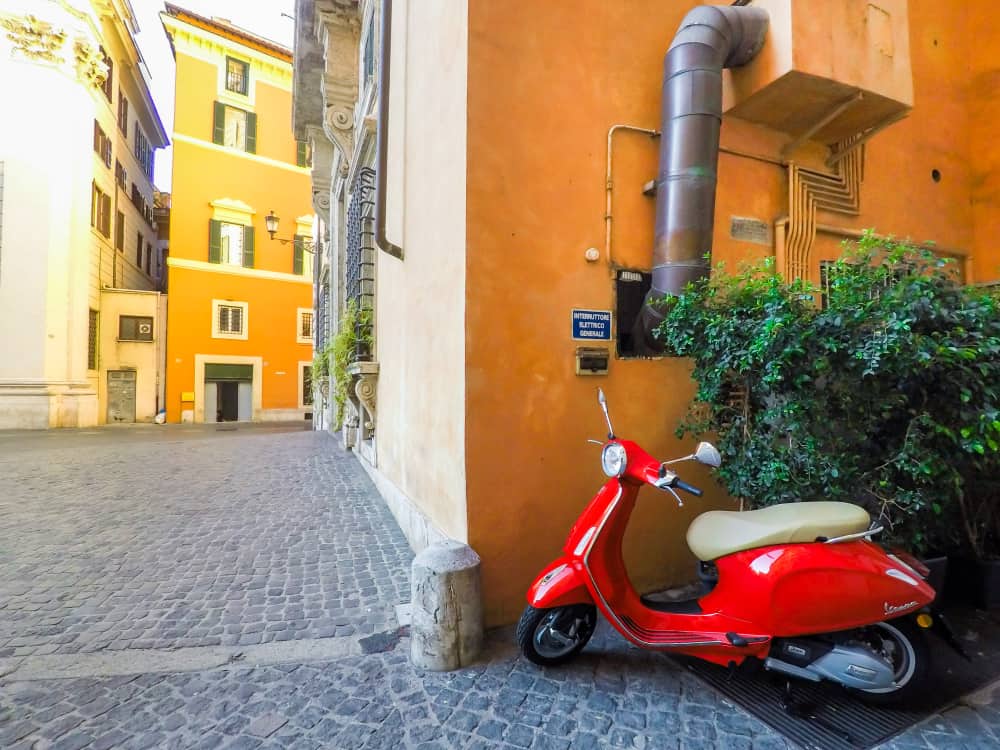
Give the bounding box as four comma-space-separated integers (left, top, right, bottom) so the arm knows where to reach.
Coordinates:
518, 389, 939, 704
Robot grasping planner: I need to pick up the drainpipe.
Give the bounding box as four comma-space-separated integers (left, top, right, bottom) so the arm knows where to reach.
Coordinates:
375, 0, 402, 259
634, 4, 768, 353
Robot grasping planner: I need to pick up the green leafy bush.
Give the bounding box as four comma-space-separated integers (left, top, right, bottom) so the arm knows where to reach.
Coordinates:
315, 301, 373, 430
658, 232, 1000, 558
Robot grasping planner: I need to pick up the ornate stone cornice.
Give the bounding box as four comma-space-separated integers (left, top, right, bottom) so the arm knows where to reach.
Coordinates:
0, 11, 106, 91
315, 4, 361, 173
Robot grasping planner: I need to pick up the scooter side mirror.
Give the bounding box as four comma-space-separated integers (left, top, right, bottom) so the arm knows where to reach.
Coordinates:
694, 442, 721, 468
597, 388, 606, 406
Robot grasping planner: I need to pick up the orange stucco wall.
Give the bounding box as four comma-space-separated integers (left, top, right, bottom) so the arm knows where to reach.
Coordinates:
465, 0, 1000, 626
164, 25, 312, 423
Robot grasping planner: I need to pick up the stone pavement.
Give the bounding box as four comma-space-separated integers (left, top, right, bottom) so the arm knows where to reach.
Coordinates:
0, 425, 412, 662
1, 425, 998, 749
1, 623, 797, 750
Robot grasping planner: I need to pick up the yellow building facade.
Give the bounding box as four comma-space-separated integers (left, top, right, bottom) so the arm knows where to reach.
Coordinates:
0, 0, 168, 428
161, 5, 314, 424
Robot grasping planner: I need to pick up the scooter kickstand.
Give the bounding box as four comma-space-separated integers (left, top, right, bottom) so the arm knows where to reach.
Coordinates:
780, 680, 854, 744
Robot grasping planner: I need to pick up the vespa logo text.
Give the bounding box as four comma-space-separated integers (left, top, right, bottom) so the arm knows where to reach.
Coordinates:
884, 601, 918, 616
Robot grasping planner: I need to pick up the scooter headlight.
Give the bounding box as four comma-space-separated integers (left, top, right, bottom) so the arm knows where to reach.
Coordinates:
601, 443, 627, 477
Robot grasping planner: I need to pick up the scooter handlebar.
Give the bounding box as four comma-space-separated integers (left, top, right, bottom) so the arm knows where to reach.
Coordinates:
673, 479, 703, 497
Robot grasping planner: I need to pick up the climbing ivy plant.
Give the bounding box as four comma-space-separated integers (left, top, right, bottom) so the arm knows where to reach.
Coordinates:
657, 232, 1000, 558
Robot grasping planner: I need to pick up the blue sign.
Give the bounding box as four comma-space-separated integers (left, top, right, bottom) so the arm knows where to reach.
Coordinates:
572, 309, 612, 341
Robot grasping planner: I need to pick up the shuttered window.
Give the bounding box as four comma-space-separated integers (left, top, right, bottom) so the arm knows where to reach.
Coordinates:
115, 211, 125, 251
88, 310, 99, 370
293, 234, 305, 274
91, 183, 111, 237
296, 140, 311, 167
208, 220, 254, 268
93, 121, 111, 167
117, 90, 128, 134
99, 48, 113, 101
212, 102, 257, 153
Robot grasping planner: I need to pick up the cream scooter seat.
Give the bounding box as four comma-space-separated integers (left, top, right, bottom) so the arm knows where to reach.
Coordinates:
686, 501, 871, 561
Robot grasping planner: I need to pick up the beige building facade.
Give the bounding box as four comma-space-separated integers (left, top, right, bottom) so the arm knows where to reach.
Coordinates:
0, 0, 169, 428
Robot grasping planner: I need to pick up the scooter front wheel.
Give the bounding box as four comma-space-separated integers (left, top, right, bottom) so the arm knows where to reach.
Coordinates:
517, 604, 597, 666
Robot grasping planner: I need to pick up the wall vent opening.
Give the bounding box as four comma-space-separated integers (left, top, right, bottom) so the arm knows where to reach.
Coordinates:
616, 269, 652, 358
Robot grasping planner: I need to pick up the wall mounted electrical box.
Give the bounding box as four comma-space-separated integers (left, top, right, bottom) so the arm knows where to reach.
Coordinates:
576, 347, 610, 375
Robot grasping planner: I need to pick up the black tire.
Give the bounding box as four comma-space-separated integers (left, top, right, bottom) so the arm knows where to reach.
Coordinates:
516, 604, 597, 666
851, 618, 931, 707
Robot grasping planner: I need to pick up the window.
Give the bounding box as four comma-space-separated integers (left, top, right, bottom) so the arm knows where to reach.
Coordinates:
119, 315, 153, 342
99, 47, 112, 101
88, 310, 98, 370
212, 102, 256, 153
362, 13, 375, 86
134, 127, 153, 181
293, 234, 312, 275
136, 230, 143, 266
226, 57, 249, 95
115, 160, 127, 190
145, 243, 152, 273
212, 299, 248, 340
297, 309, 313, 343
296, 140, 312, 168
93, 121, 111, 167
302, 364, 313, 407
115, 210, 125, 251
91, 183, 111, 237
208, 220, 254, 268
117, 90, 128, 134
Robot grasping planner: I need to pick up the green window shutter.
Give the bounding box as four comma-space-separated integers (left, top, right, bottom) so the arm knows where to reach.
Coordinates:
242, 224, 255, 268
296, 140, 307, 167
293, 235, 304, 275
208, 219, 222, 263
246, 112, 257, 153
212, 101, 225, 145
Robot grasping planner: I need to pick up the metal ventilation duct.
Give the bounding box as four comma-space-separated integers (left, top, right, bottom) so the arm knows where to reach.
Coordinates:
634, 4, 769, 353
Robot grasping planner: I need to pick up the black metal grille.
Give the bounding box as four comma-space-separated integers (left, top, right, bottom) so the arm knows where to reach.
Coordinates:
318, 281, 330, 349
345, 167, 376, 361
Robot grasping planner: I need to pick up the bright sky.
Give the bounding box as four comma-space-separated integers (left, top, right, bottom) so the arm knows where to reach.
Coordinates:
131, 0, 297, 191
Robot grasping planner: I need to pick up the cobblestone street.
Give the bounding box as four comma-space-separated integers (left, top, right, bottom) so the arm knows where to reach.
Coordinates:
0, 425, 997, 749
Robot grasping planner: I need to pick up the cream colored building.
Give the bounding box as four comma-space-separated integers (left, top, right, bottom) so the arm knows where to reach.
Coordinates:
0, 0, 169, 428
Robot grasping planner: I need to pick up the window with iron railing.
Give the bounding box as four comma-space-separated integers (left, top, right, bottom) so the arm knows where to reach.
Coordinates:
345, 168, 376, 361
226, 57, 249, 95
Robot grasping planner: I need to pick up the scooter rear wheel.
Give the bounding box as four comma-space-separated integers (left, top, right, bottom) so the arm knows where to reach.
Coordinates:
517, 604, 597, 666
851, 618, 930, 707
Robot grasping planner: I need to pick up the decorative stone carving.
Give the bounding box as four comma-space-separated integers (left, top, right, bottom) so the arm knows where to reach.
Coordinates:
1, 15, 66, 63
1, 12, 106, 92
73, 37, 106, 89
347, 361, 378, 444
342, 399, 359, 449
355, 373, 376, 429
314, 3, 360, 171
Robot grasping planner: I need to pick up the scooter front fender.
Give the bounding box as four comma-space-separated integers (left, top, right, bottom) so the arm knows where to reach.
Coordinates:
527, 557, 594, 609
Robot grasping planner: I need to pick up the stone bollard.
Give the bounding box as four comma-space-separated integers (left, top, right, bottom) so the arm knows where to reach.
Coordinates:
410, 540, 484, 671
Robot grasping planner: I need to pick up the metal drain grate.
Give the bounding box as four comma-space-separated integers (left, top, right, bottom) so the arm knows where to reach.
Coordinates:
680, 609, 1000, 750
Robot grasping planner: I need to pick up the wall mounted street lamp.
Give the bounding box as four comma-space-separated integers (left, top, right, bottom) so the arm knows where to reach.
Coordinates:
265, 210, 316, 252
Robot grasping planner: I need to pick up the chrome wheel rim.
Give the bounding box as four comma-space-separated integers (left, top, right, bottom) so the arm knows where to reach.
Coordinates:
860, 622, 917, 694
533, 608, 592, 659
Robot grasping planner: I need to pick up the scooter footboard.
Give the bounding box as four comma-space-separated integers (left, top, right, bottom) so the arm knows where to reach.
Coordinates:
527, 558, 594, 609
